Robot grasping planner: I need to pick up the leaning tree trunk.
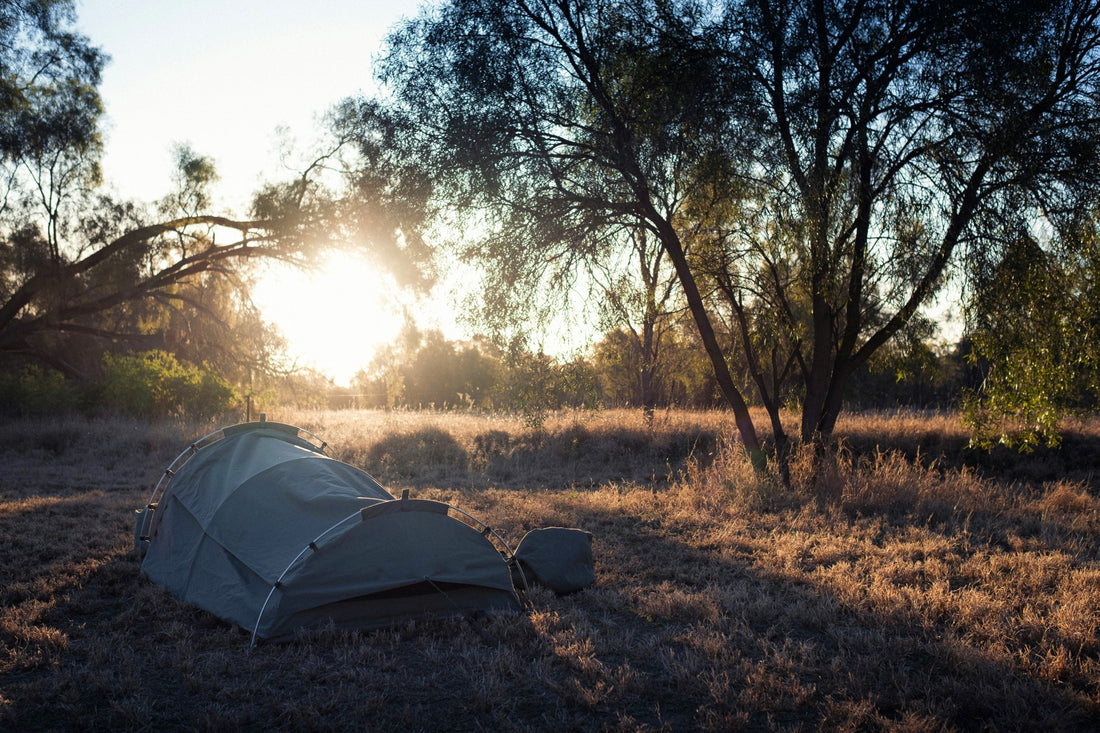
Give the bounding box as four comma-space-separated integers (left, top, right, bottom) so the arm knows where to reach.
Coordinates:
653, 219, 765, 467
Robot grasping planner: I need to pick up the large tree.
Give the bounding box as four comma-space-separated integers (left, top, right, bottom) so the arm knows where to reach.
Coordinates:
369, 0, 1100, 463
0, 139, 319, 378
722, 0, 1100, 452
0, 2, 290, 376
0, 2, 430, 382
368, 0, 761, 439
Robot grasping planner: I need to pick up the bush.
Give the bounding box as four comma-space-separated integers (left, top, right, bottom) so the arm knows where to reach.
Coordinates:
365, 426, 469, 482
0, 365, 84, 415
98, 350, 237, 419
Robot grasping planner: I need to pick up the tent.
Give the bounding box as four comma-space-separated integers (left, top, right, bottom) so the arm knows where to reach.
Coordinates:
135, 420, 522, 642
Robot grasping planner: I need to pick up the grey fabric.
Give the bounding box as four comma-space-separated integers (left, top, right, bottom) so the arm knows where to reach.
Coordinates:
260, 502, 519, 639
514, 527, 595, 593
139, 424, 521, 639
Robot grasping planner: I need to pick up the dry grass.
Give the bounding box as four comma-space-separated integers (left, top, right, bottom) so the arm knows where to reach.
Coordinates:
2, 408, 1099, 730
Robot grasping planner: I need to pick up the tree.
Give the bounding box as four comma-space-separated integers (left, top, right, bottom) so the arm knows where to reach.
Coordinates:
1, 0, 104, 210
370, 0, 766, 446
0, 4, 437, 386
964, 215, 1100, 449
0, 180, 311, 378
0, 3, 295, 377
716, 0, 1100, 456
369, 0, 1100, 467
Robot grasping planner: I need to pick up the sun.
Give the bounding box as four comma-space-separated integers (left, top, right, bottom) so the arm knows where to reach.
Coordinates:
250, 251, 407, 386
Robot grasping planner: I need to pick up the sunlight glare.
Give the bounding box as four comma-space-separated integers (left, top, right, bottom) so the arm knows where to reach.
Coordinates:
251, 252, 406, 386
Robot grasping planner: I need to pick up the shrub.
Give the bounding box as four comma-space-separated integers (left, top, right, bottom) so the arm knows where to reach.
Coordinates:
365, 426, 469, 482
0, 365, 84, 415
98, 350, 237, 419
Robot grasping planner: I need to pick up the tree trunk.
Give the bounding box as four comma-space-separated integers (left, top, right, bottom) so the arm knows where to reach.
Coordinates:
653, 219, 765, 467
800, 305, 833, 444
640, 294, 657, 424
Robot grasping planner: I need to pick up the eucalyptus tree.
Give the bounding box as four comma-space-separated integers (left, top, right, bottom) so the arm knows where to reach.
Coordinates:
723, 0, 1100, 452
0, 2, 363, 379
369, 0, 770, 444
371, 0, 1100, 464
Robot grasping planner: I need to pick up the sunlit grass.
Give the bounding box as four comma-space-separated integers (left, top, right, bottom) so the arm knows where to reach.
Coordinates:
2, 409, 1098, 729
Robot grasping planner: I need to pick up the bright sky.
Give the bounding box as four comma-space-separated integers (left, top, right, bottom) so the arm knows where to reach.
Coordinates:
76, 0, 434, 385
78, 0, 404, 207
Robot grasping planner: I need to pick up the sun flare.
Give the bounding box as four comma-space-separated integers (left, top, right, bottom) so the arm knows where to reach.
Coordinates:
250, 251, 407, 386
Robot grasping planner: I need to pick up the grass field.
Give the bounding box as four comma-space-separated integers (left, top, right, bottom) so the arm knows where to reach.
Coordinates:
1, 408, 1098, 730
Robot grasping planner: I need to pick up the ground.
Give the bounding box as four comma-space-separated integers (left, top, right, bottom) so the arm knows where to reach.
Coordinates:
1, 409, 1098, 730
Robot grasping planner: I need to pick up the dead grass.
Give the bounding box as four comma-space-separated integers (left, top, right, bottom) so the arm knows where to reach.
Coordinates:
2, 408, 1099, 730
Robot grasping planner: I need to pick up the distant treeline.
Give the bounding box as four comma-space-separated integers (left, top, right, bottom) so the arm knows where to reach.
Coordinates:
0, 323, 978, 423
343, 324, 977, 418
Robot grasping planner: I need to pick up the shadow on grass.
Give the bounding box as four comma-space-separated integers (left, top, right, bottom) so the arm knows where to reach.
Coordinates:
2, 531, 574, 730
835, 423, 1100, 489
557, 503, 1097, 730
0, 490, 135, 602
346, 423, 719, 490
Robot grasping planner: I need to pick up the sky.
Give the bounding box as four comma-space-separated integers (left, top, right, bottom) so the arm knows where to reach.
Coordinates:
77, 0, 405, 208
76, 0, 429, 385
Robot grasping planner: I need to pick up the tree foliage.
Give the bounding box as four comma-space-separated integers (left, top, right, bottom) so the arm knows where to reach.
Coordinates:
351, 328, 598, 422
0, 3, 437, 393
965, 216, 1100, 449
0, 0, 103, 185
327, 99, 438, 291
0, 4, 311, 380
365, 0, 1100, 465
591, 320, 719, 408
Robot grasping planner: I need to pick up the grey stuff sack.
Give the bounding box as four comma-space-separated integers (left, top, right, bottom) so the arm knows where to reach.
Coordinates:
514, 527, 594, 594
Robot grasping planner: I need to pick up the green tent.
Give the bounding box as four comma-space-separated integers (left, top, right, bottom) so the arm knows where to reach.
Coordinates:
135, 421, 522, 642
